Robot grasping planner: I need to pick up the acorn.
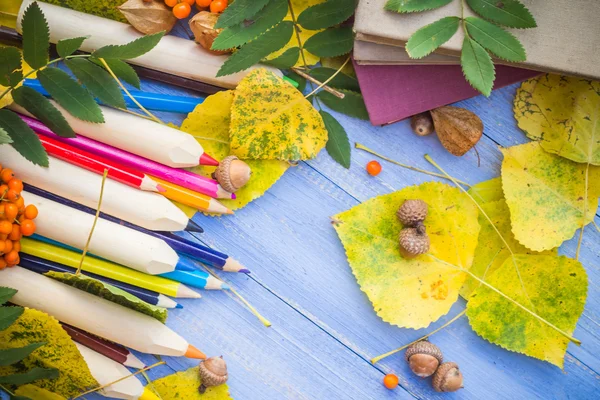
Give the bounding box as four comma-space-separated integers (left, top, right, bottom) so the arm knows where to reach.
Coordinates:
396, 199, 428, 227
212, 155, 251, 193
399, 224, 429, 258
405, 341, 443, 378
432, 362, 464, 392
198, 356, 228, 394
410, 112, 434, 136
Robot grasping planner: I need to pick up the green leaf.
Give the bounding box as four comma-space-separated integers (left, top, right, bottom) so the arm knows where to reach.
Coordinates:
304, 26, 353, 58
262, 47, 300, 69
465, 17, 525, 62
461, 36, 495, 96
0, 306, 24, 331
285, 71, 306, 92
0, 128, 12, 144
8, 70, 23, 87
66, 58, 126, 109
0, 47, 21, 86
466, 0, 536, 28
20, 1, 49, 69
0, 287, 17, 305
298, 0, 357, 30
56, 36, 88, 58
11, 396, 32, 400
92, 31, 165, 59
212, 0, 288, 50
321, 111, 351, 168
309, 67, 360, 91
385, 0, 453, 13
12, 86, 75, 138
37, 67, 104, 123
0, 342, 46, 366
406, 16, 460, 59
92, 58, 140, 89
216, 21, 293, 77
0, 109, 48, 167
215, 0, 271, 29
0, 367, 59, 385
318, 90, 369, 120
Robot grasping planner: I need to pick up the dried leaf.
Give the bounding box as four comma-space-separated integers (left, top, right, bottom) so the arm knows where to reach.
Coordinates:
118, 0, 176, 35
190, 12, 229, 55
430, 106, 483, 156
152, 366, 233, 399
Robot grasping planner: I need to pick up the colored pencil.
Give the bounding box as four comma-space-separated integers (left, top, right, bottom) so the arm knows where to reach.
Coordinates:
0, 144, 189, 231
21, 115, 234, 200
20, 238, 201, 299
162, 267, 230, 290
5, 267, 206, 358
19, 253, 181, 309
62, 324, 146, 369
25, 78, 205, 114
10, 101, 218, 168
38, 133, 163, 192
74, 343, 160, 400
152, 176, 233, 215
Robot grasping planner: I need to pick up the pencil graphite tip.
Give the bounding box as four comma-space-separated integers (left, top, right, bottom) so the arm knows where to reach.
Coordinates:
157, 184, 167, 193
185, 344, 207, 360
222, 283, 231, 290
199, 153, 219, 167
176, 303, 184, 309
185, 220, 204, 233
231, 193, 237, 200
239, 269, 251, 274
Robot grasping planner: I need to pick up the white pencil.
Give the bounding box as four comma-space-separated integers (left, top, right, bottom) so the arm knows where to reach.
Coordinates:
0, 145, 189, 231
25, 191, 179, 275
75, 343, 159, 400
4, 267, 206, 359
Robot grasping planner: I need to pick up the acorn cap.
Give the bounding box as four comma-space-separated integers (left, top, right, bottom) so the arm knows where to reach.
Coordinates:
405, 341, 443, 364
398, 225, 430, 258
213, 155, 251, 193
198, 356, 228, 393
397, 199, 428, 227
432, 362, 464, 392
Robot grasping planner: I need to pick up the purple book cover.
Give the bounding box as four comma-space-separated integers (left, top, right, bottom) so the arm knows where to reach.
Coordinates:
353, 60, 540, 126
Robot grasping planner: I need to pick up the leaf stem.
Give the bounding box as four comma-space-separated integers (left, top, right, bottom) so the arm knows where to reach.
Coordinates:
576, 162, 590, 260
593, 220, 600, 233
287, 0, 308, 68
0, 383, 15, 397
291, 67, 345, 99
303, 57, 350, 99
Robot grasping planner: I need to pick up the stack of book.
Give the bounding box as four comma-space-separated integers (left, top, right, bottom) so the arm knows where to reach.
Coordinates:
352, 0, 600, 125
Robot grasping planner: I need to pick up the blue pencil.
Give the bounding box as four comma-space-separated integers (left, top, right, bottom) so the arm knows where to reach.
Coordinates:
18, 253, 181, 309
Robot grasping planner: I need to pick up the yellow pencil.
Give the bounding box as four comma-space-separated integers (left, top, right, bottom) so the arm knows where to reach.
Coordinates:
152, 176, 233, 215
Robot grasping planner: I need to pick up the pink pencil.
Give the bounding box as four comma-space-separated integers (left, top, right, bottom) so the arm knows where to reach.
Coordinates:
21, 115, 235, 200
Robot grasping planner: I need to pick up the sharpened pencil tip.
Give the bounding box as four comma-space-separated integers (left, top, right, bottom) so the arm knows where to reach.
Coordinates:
176, 303, 184, 309
157, 184, 167, 193
231, 193, 237, 199
200, 153, 219, 167
239, 269, 251, 274
222, 283, 230, 290
185, 220, 204, 233
185, 344, 206, 359
226, 209, 234, 215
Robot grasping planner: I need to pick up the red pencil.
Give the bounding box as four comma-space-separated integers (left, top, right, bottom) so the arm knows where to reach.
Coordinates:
38, 134, 163, 193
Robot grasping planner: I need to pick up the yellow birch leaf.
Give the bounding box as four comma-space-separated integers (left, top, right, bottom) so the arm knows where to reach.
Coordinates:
0, 308, 97, 397
152, 366, 233, 400
178, 90, 289, 216
501, 142, 600, 251
333, 181, 480, 329
230, 69, 328, 160
514, 74, 600, 165
467, 177, 503, 204
467, 254, 587, 368
15, 384, 67, 400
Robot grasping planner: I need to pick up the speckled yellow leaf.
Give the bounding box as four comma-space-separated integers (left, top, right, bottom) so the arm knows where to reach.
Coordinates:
178, 90, 289, 216
15, 384, 66, 399
467, 177, 503, 204
514, 74, 600, 165
152, 366, 233, 399
501, 142, 600, 251
0, 46, 35, 109
0, 308, 97, 397
333, 182, 480, 329
230, 69, 328, 161
467, 254, 587, 368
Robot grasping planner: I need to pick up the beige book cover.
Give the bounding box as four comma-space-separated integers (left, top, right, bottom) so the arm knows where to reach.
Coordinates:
354, 40, 460, 65
354, 0, 600, 79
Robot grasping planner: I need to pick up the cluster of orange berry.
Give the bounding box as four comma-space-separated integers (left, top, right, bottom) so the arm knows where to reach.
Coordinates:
0, 167, 38, 269
159, 0, 228, 20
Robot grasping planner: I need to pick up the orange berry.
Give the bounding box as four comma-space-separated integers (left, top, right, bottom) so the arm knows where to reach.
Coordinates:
210, 0, 227, 13
9, 224, 21, 241
0, 204, 4, 219
366, 160, 382, 176
4, 203, 18, 221
12, 240, 20, 253
0, 258, 6, 270
20, 219, 35, 236
172, 2, 191, 18
6, 189, 19, 202
196, 0, 212, 6
4, 239, 13, 253
383, 373, 399, 390
182, 0, 195, 4
0, 184, 8, 198
7, 178, 23, 193
4, 250, 18, 265
164, 0, 177, 7
0, 168, 14, 183
14, 196, 24, 211
24, 204, 38, 220
0, 233, 7, 241
17, 215, 25, 223
0, 240, 5, 253
0, 220, 12, 234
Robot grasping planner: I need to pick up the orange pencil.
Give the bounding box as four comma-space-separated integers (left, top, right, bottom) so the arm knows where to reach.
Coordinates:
153, 176, 233, 215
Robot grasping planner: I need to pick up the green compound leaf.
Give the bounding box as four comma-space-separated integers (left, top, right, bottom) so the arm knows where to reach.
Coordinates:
309, 67, 360, 91
0, 47, 22, 87
318, 90, 369, 120
304, 26, 354, 57
298, 0, 357, 30
262, 47, 300, 69
467, 254, 587, 368
0, 367, 59, 385
216, 21, 293, 77
37, 67, 103, 123
212, 0, 288, 50
12, 85, 75, 138
406, 16, 460, 59
0, 342, 46, 366
461, 35, 495, 96
21, 1, 49, 69
0, 127, 13, 145
0, 109, 48, 167
92, 58, 140, 89
465, 17, 525, 62
385, 0, 453, 13
215, 0, 271, 29
0, 306, 24, 331
321, 110, 351, 168
65, 58, 126, 109
56, 36, 88, 58
92, 31, 165, 59
466, 0, 536, 28
0, 287, 17, 305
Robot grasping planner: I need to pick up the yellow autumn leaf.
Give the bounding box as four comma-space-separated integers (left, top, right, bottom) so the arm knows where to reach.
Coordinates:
178, 90, 289, 217
15, 384, 67, 400
333, 182, 480, 329
501, 142, 600, 251
0, 308, 97, 397
467, 177, 503, 204
467, 254, 587, 368
230, 69, 328, 160
0, 0, 20, 29
514, 74, 600, 165
152, 366, 233, 400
